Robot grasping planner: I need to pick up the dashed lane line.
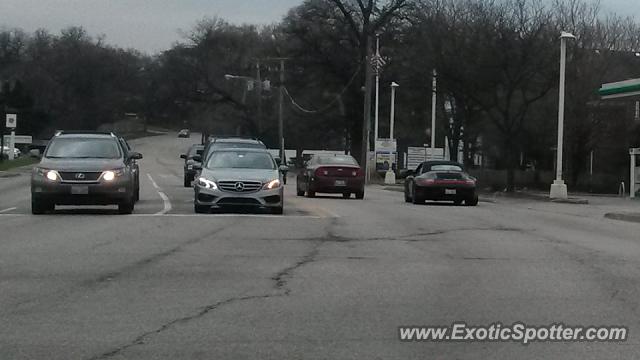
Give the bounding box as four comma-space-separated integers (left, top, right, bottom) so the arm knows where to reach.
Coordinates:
147, 173, 172, 215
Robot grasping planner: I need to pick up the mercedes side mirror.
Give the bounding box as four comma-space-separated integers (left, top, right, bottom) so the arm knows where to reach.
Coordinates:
180, 154, 187, 159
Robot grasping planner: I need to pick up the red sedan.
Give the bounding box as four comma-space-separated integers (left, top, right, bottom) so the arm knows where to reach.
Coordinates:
296, 154, 365, 199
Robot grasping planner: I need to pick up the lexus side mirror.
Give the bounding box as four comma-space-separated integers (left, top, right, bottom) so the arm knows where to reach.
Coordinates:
129, 152, 143, 160
279, 165, 289, 173
180, 154, 187, 159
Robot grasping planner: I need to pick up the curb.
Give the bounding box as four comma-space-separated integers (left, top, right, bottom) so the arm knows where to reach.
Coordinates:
486, 191, 589, 204
604, 213, 640, 224
0, 172, 20, 178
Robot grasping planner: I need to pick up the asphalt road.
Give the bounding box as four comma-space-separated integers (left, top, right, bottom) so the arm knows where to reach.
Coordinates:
1, 133, 640, 359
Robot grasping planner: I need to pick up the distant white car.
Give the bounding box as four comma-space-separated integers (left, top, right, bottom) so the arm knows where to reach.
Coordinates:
1, 146, 21, 158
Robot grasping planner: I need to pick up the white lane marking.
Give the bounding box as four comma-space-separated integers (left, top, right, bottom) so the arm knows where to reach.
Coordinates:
0, 207, 17, 213
147, 173, 172, 215
156, 191, 172, 215
147, 173, 160, 189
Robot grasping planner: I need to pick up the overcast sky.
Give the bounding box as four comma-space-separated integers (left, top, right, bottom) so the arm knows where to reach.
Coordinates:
1, 0, 639, 54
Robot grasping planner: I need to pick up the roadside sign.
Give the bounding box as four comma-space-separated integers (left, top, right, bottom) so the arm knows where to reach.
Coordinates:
5, 114, 17, 128
407, 146, 445, 169
375, 139, 397, 171
2, 135, 32, 144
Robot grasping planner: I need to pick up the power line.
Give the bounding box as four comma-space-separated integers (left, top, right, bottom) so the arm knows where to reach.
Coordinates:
282, 65, 362, 114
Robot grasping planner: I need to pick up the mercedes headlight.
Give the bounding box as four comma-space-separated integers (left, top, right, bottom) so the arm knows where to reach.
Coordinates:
197, 177, 218, 190
264, 179, 281, 189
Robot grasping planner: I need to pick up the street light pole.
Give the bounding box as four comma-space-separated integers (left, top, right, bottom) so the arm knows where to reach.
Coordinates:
385, 82, 399, 185
389, 82, 399, 139
550, 31, 575, 199
430, 69, 437, 159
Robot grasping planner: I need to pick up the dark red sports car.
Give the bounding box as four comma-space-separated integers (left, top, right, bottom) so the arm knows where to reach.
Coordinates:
404, 161, 478, 206
296, 154, 365, 199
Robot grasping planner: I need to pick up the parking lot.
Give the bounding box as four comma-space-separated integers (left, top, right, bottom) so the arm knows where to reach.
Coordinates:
1, 133, 640, 359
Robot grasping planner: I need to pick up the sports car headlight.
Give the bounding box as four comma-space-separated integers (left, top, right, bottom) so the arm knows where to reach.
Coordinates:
197, 177, 218, 190
264, 179, 281, 189
101, 169, 125, 182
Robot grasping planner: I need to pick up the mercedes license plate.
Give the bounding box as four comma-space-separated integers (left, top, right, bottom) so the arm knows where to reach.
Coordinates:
71, 185, 89, 195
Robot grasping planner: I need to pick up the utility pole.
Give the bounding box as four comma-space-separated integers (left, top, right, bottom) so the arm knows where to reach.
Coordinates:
278, 59, 285, 163
256, 59, 262, 134
374, 34, 381, 144
362, 35, 374, 183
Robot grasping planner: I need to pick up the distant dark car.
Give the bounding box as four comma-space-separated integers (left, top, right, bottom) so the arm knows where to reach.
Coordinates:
201, 137, 266, 166
180, 144, 204, 187
296, 154, 365, 199
30, 131, 142, 214
178, 129, 190, 138
403, 161, 478, 206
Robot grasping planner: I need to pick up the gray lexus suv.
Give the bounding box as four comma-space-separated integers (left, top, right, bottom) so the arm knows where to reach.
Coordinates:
193, 148, 287, 214
31, 131, 142, 214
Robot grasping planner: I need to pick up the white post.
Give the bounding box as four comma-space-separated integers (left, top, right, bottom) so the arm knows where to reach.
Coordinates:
390, 83, 397, 139
550, 32, 574, 199
431, 69, 437, 159
632, 152, 636, 199
374, 34, 380, 144
8, 130, 15, 161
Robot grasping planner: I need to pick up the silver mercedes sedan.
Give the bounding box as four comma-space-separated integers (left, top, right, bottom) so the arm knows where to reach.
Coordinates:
193, 148, 287, 214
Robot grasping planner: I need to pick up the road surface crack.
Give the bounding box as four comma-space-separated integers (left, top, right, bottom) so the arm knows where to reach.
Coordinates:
86, 218, 339, 359
272, 246, 320, 295
86, 294, 278, 360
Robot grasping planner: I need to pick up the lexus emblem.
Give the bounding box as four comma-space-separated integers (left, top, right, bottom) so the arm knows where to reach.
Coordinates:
234, 182, 245, 191
75, 173, 85, 179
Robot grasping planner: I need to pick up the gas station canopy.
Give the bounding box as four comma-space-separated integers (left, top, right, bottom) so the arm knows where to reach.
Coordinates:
599, 79, 640, 99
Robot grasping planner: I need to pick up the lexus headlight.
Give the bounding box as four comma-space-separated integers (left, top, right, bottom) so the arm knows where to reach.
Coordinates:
197, 177, 218, 190
35, 168, 61, 181
101, 168, 124, 181
46, 170, 61, 181
264, 179, 281, 190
